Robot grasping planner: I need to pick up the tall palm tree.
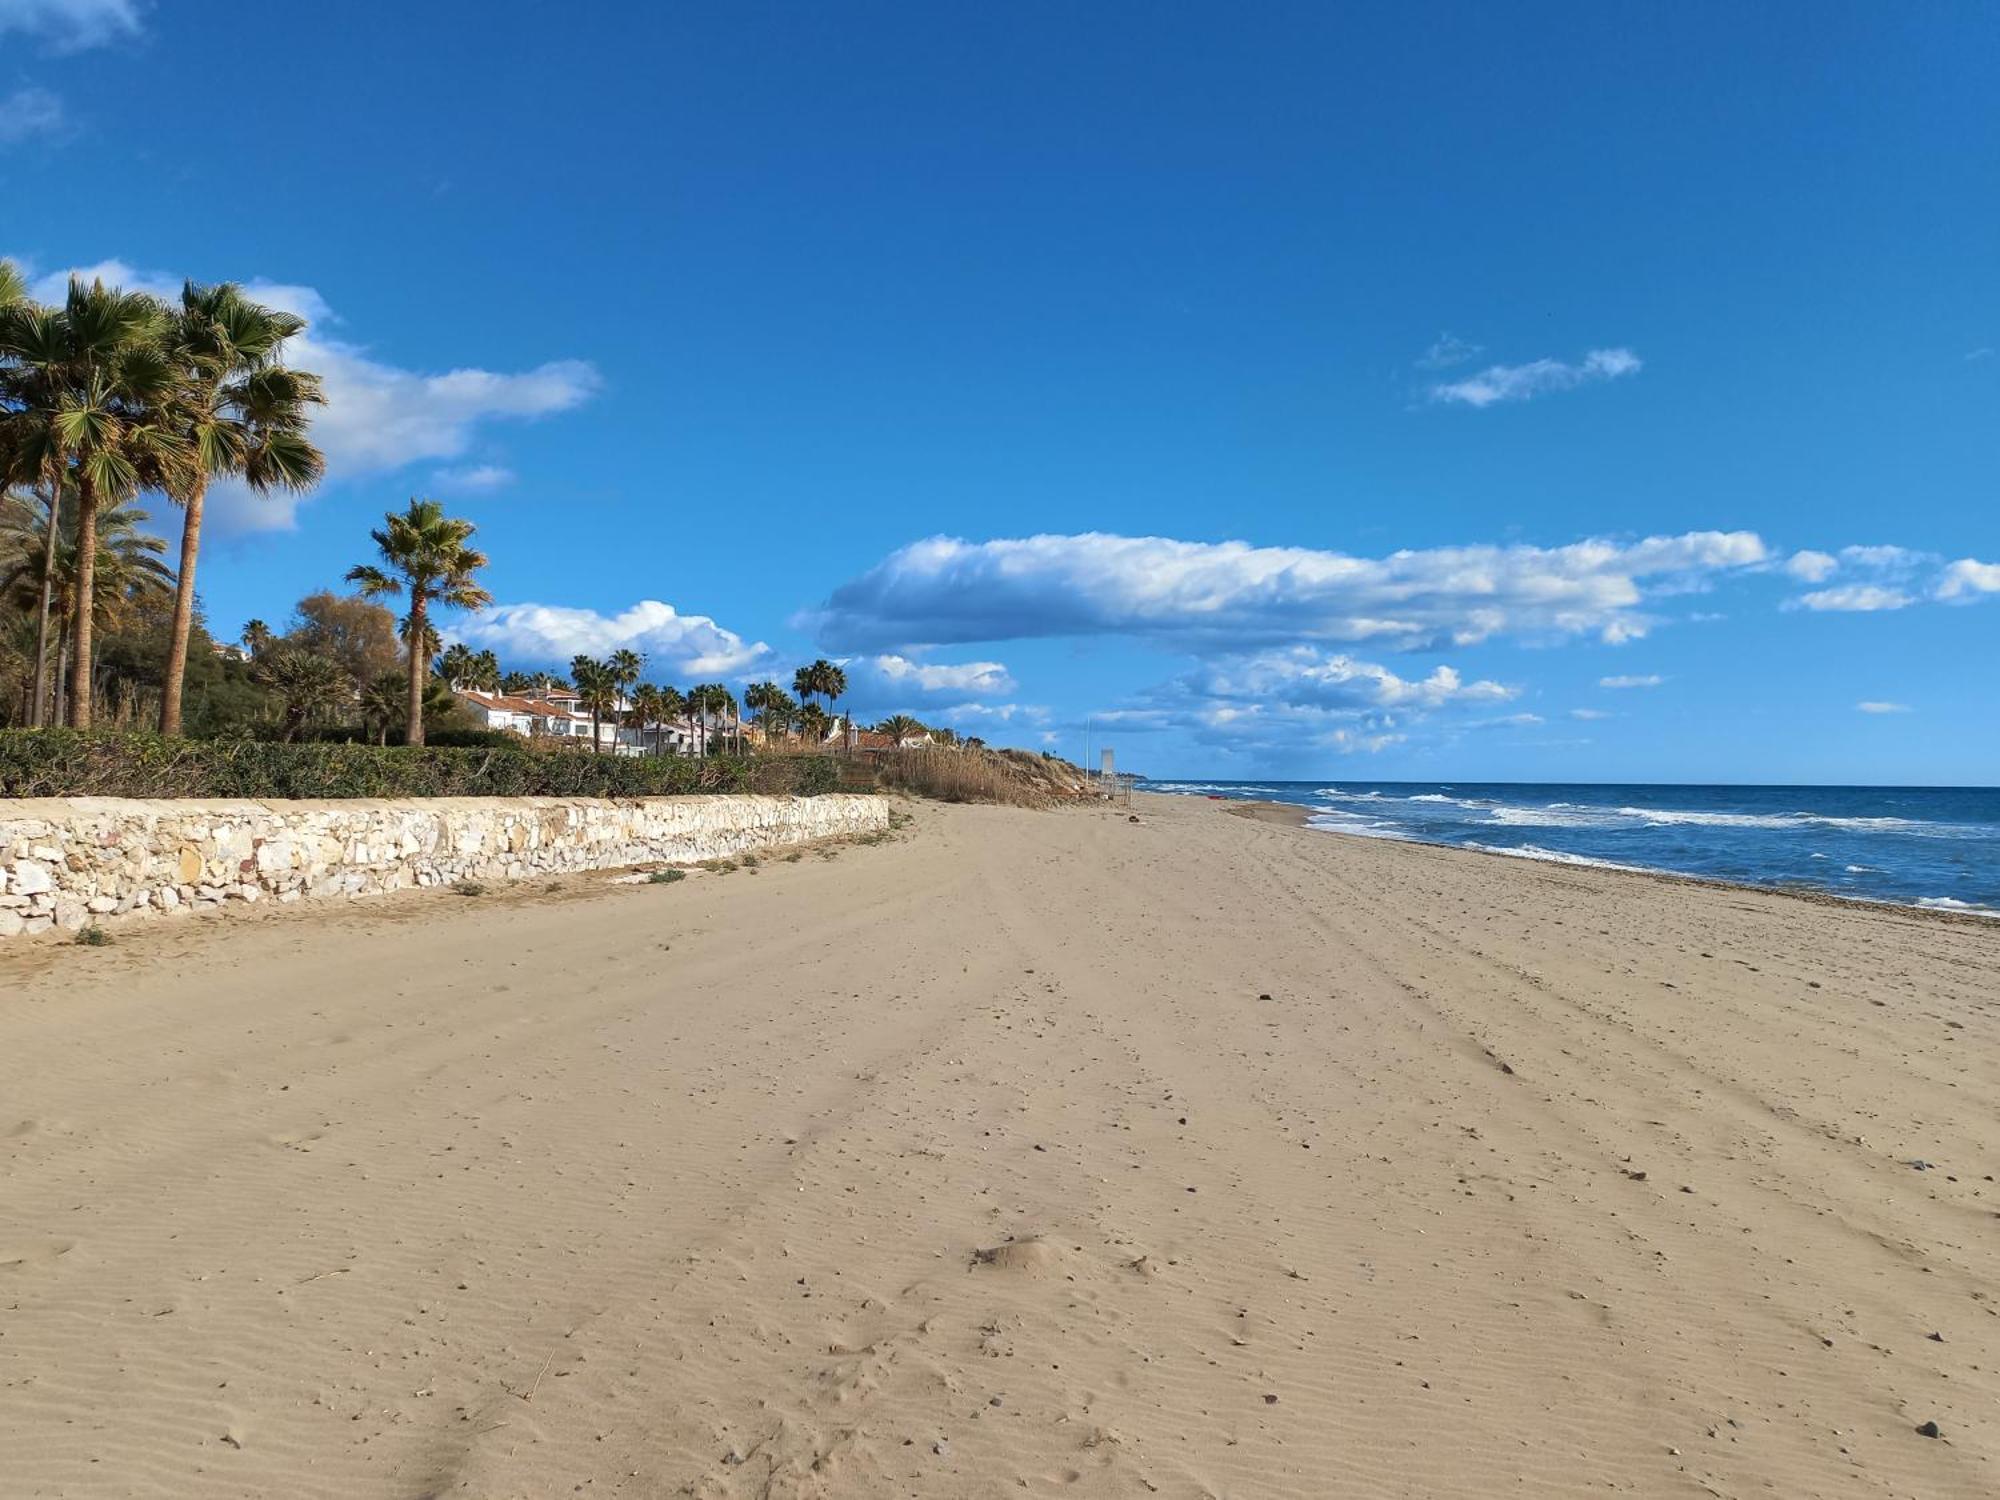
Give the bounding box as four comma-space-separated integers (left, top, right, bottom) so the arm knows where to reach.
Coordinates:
158, 282, 324, 736
0, 275, 189, 727
470, 648, 501, 690
345, 498, 492, 746
240, 618, 272, 657
571, 655, 615, 754
793, 659, 850, 753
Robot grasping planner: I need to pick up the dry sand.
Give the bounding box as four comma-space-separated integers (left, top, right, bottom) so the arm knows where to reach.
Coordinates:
2, 792, 1995, 1498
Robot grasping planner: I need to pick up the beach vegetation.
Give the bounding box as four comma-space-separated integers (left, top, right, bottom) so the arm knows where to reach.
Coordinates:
0, 728, 840, 799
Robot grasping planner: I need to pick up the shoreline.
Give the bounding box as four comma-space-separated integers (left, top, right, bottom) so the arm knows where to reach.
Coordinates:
1208, 792, 2000, 926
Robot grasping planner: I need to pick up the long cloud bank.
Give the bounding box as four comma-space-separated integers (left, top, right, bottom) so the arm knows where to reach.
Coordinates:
802, 530, 1771, 653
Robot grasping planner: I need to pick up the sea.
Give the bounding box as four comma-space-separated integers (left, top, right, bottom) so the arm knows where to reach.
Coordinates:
1137, 780, 2000, 917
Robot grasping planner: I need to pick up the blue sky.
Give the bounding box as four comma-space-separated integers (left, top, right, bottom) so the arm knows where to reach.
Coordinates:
4, 0, 1996, 782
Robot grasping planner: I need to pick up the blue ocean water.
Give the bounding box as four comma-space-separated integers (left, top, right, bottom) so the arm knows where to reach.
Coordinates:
1138, 780, 2000, 916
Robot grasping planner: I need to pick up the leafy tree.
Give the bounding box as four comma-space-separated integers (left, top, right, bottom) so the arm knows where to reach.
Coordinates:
158, 281, 324, 736
878, 713, 924, 744
345, 498, 492, 746
287, 590, 402, 691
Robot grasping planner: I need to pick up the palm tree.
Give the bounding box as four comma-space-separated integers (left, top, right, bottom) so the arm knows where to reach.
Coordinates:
687, 682, 739, 756
436, 641, 480, 688
656, 683, 686, 757
358, 671, 404, 745
0, 275, 189, 727
2, 494, 175, 722
796, 702, 832, 748
878, 713, 924, 746
793, 659, 850, 753
628, 682, 665, 755
470, 648, 501, 691
744, 679, 796, 748
571, 655, 616, 754
158, 281, 324, 736
240, 618, 272, 657
345, 498, 492, 746
501, 669, 540, 695
252, 643, 346, 742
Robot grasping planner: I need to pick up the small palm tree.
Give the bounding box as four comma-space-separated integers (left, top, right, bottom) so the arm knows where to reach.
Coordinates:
252, 643, 346, 742
470, 649, 501, 691
345, 498, 492, 746
240, 618, 272, 657
359, 671, 405, 745
158, 281, 324, 736
879, 713, 924, 746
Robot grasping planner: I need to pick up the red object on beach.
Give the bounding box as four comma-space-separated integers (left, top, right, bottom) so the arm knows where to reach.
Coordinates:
1207, 794, 1226, 800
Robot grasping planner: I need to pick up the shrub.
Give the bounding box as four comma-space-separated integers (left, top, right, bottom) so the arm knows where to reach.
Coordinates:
0, 730, 842, 802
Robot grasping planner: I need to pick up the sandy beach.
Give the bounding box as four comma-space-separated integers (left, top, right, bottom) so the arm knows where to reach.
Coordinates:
2, 792, 1995, 1498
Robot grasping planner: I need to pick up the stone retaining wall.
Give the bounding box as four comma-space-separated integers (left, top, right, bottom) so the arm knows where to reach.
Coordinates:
0, 793, 889, 939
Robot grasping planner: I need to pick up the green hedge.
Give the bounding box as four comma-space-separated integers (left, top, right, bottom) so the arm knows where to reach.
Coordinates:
0, 731, 841, 801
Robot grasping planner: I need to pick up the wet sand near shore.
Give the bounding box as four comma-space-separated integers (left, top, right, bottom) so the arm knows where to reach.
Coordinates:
2, 793, 1995, 1497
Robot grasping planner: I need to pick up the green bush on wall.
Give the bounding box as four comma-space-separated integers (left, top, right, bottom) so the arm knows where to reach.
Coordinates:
0, 731, 842, 801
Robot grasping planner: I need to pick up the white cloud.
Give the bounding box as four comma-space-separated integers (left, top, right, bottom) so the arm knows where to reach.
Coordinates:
17, 256, 600, 532
1430, 347, 1641, 408
1416, 333, 1482, 370
1598, 674, 1663, 688
1838, 543, 1923, 570
1967, 347, 1995, 362
806, 529, 1768, 654
1856, 701, 1911, 714
455, 601, 771, 678
431, 464, 517, 493
1179, 647, 1512, 713
0, 0, 142, 50
857, 653, 1015, 699
1783, 549, 1838, 583
1936, 558, 2000, 600
0, 84, 64, 141
1795, 584, 1914, 613
1569, 707, 1612, 720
